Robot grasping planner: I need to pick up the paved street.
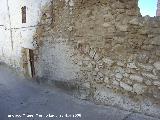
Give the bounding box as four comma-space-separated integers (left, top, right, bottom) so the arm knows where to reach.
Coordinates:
0, 64, 159, 120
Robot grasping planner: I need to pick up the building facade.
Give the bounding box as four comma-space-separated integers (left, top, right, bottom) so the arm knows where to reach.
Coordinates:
0, 0, 50, 76
1, 0, 160, 118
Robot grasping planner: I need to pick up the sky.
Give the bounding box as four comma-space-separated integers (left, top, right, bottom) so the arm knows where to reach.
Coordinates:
138, 0, 157, 17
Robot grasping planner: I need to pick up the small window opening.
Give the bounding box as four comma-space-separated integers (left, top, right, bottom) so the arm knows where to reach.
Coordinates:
21, 6, 26, 23
138, 0, 157, 17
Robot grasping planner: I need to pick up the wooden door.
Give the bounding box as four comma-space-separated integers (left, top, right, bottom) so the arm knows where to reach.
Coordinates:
22, 48, 35, 78
29, 49, 35, 77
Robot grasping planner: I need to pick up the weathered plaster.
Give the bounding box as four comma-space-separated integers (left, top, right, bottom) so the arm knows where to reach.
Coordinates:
0, 0, 51, 69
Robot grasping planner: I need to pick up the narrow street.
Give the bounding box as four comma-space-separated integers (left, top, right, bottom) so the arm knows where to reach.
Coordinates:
0, 64, 159, 120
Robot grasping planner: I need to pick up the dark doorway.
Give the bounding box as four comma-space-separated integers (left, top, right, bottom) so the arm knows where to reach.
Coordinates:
29, 49, 35, 77
22, 48, 35, 78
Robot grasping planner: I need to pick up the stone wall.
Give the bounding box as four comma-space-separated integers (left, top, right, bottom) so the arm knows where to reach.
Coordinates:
34, 0, 160, 118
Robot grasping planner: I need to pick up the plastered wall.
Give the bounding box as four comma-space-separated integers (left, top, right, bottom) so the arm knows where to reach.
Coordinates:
0, 0, 51, 69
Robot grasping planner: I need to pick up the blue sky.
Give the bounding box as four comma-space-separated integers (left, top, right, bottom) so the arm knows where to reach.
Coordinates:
138, 0, 157, 17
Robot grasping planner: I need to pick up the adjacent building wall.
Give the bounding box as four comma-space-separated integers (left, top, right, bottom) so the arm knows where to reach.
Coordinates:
0, 0, 51, 70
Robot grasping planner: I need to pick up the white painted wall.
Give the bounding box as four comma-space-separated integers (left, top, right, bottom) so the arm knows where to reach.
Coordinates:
0, 0, 51, 69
